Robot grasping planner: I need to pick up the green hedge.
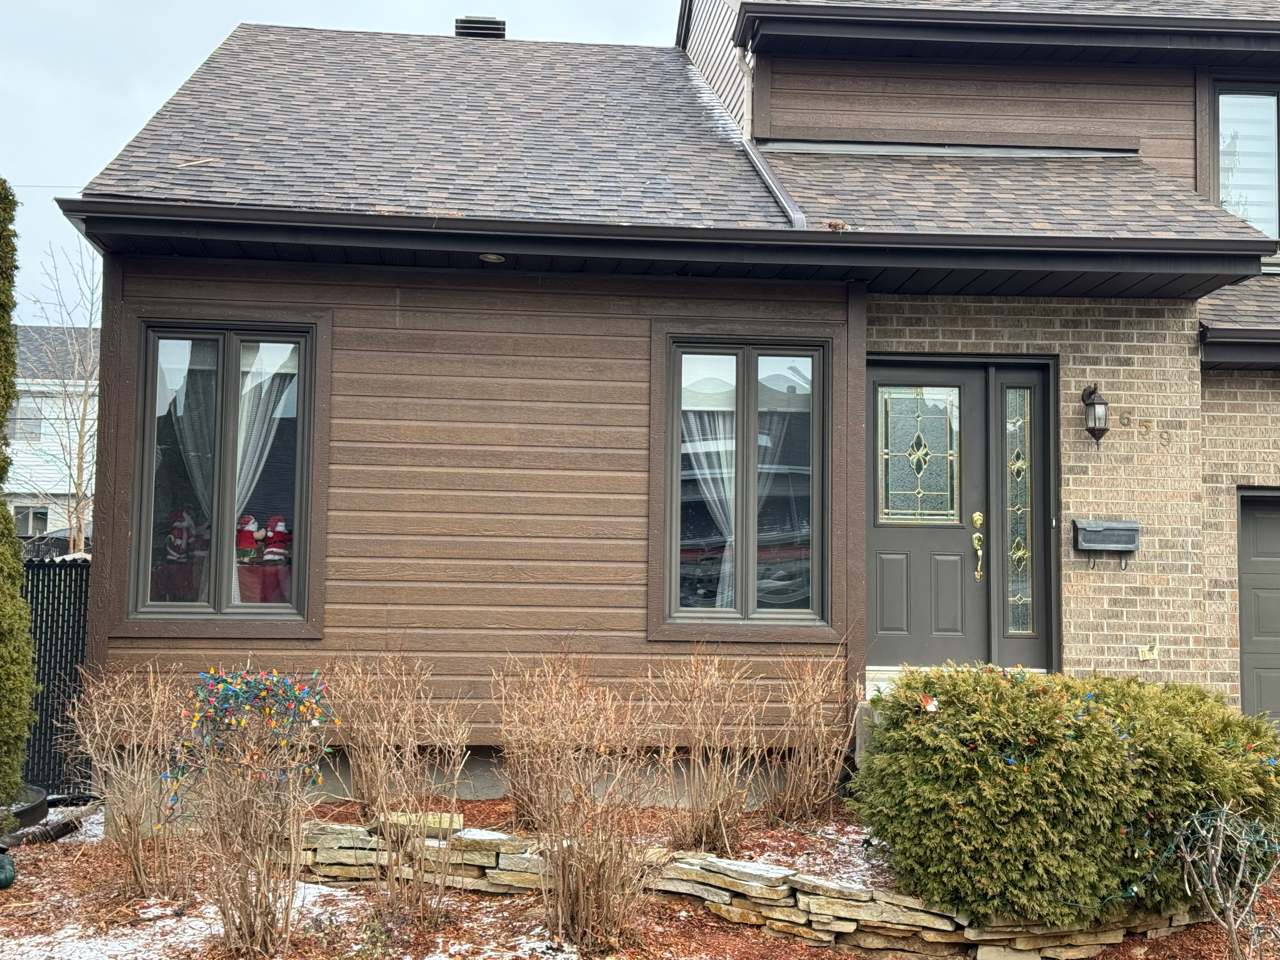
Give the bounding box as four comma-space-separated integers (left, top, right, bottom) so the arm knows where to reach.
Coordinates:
0, 178, 34, 806
854, 665, 1280, 928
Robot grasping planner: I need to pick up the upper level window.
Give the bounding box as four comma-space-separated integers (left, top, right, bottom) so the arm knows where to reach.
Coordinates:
14, 506, 48, 538
6, 398, 41, 442
668, 343, 824, 621
1219, 88, 1280, 239
137, 327, 309, 617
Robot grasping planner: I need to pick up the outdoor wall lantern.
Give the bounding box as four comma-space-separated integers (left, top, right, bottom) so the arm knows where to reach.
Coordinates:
1082, 384, 1110, 448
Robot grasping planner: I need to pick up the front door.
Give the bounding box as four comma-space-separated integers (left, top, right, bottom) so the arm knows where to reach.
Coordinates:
1240, 497, 1280, 717
867, 361, 1052, 669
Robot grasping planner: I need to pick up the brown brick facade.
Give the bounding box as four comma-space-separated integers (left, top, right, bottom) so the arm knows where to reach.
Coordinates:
1202, 371, 1280, 705
867, 296, 1228, 695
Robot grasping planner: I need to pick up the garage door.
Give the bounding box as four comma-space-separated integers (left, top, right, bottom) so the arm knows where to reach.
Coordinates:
1241, 498, 1280, 718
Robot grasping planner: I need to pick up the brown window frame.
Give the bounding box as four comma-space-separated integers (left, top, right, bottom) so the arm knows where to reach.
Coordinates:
647, 317, 854, 645
87, 282, 331, 652
132, 324, 314, 620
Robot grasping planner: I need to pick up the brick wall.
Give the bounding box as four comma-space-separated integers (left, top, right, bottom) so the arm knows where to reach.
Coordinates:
1201, 370, 1280, 706
867, 296, 1219, 694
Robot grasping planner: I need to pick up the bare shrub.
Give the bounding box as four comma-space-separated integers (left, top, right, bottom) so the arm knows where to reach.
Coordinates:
649, 654, 765, 856
764, 654, 858, 823
64, 664, 190, 899
497, 656, 653, 954
1177, 807, 1280, 960
174, 669, 334, 958
331, 655, 471, 926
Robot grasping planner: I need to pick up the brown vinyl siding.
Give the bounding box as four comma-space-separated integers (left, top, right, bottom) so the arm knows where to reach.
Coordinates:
682, 0, 747, 130
766, 60, 1197, 185
99, 259, 851, 739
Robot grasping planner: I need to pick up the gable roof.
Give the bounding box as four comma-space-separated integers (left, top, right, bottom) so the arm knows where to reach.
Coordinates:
745, 0, 1280, 22
1199, 275, 1280, 333
16, 325, 100, 381
83, 24, 791, 231
763, 151, 1272, 242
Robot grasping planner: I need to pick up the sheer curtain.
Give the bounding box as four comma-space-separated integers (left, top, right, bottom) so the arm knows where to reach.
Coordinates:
230, 343, 298, 603
169, 343, 218, 603
755, 412, 790, 513
680, 409, 736, 608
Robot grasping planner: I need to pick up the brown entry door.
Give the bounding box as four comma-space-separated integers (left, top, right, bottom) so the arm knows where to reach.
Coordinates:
1240, 497, 1280, 718
867, 362, 1051, 669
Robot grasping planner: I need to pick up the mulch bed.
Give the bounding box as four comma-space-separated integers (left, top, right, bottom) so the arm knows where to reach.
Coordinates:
2, 806, 1270, 959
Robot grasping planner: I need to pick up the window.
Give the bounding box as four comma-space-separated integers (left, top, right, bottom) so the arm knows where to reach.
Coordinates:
667, 343, 824, 621
137, 327, 309, 616
6, 398, 41, 442
13, 506, 48, 538
1218, 87, 1280, 239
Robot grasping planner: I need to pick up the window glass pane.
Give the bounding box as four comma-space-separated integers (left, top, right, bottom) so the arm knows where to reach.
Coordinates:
149, 339, 218, 604
1220, 93, 1280, 238
233, 342, 299, 606
878, 385, 960, 523
7, 398, 41, 441
679, 353, 736, 609
756, 356, 812, 611
1005, 387, 1033, 635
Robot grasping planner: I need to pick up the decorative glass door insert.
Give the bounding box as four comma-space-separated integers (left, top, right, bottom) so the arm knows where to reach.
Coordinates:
877, 385, 960, 524
1005, 386, 1033, 635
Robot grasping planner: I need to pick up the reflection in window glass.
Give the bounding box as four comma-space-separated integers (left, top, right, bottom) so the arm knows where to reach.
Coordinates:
1220, 93, 1280, 238
756, 356, 812, 610
233, 343, 299, 605
149, 339, 218, 603
878, 386, 960, 523
679, 354, 736, 609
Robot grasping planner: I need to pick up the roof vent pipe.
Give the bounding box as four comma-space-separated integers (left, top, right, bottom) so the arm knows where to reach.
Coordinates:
455, 16, 506, 39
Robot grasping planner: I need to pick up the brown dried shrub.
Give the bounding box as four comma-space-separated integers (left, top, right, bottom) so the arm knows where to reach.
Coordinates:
496, 655, 653, 954
764, 654, 858, 823
63, 664, 191, 900
330, 655, 471, 927
649, 654, 766, 857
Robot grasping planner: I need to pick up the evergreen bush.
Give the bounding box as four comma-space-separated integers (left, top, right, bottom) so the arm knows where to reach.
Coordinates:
854, 665, 1280, 929
0, 178, 35, 807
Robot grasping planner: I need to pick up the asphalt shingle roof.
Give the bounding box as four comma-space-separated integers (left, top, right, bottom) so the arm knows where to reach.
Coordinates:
1199, 275, 1280, 331
751, 0, 1280, 22
17, 326, 100, 381
764, 152, 1276, 241
84, 24, 792, 230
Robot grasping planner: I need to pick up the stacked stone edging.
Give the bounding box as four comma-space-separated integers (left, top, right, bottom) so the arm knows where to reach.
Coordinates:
297, 819, 1201, 958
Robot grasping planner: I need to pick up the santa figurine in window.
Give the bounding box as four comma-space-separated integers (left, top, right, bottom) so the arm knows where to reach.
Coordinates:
236, 515, 263, 563
192, 515, 211, 562
165, 509, 194, 563
262, 516, 291, 564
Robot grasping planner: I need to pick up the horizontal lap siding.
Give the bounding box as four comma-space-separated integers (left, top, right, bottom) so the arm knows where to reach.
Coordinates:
768, 60, 1197, 185
114, 261, 847, 738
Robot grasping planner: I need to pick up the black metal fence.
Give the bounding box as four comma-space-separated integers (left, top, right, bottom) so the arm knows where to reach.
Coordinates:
21, 558, 90, 795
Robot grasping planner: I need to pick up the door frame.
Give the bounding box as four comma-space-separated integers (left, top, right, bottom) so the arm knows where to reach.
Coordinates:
1236, 487, 1280, 716
866, 353, 1062, 672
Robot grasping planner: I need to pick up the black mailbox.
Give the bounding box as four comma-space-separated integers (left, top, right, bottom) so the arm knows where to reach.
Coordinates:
1073, 519, 1140, 554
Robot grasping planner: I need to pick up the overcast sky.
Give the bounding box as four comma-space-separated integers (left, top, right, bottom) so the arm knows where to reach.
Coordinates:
1, 1, 682, 322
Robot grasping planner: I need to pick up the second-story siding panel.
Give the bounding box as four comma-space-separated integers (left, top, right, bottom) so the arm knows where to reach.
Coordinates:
766, 60, 1196, 185
683, 0, 747, 130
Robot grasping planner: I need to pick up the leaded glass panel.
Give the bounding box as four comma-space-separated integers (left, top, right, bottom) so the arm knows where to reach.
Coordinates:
1005, 387, 1033, 635
877, 386, 960, 524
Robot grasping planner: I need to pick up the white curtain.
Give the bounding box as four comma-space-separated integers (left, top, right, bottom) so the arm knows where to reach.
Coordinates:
755, 412, 791, 513
230, 344, 297, 603
169, 354, 218, 604
680, 410, 736, 609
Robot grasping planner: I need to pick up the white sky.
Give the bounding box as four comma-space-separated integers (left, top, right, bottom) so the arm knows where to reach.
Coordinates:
1, 1, 682, 323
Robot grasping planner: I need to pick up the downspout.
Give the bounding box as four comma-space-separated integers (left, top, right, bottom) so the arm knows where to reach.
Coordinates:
742, 139, 807, 229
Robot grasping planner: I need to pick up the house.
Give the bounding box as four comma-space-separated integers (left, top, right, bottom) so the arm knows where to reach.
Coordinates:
5, 324, 98, 552
58, 3, 1280, 733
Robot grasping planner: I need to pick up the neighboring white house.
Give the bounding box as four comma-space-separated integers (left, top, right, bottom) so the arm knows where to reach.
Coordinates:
5, 325, 99, 549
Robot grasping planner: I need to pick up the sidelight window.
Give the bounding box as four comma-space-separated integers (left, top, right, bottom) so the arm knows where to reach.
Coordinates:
670, 344, 824, 620
1218, 88, 1280, 239
136, 328, 309, 616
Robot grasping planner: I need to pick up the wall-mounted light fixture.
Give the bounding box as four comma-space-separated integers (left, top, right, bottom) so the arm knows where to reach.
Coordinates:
479, 253, 506, 263
1082, 384, 1109, 448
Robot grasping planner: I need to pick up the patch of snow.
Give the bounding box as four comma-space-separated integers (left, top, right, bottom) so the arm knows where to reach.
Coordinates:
0, 903, 222, 960
52, 804, 104, 843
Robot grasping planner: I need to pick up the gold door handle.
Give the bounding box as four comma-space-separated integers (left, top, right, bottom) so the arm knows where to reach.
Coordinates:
972, 532, 985, 582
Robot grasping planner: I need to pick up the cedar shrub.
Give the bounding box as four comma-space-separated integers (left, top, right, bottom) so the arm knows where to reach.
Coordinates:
854, 665, 1280, 928
0, 177, 35, 806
